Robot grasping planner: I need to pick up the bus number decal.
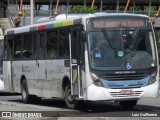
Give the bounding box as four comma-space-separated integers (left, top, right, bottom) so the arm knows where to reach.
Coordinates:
56, 66, 65, 73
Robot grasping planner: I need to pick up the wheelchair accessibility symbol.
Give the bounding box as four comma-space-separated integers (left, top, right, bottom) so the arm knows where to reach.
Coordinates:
126, 63, 132, 70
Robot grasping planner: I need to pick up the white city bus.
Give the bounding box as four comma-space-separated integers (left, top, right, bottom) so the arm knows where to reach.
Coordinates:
3, 13, 159, 109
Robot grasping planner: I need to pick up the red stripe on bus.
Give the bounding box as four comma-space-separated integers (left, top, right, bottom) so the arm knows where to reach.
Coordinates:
37, 25, 45, 30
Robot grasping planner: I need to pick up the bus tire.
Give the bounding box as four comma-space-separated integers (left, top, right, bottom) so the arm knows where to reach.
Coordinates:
119, 100, 137, 110
74, 100, 87, 110
64, 84, 75, 109
21, 79, 32, 103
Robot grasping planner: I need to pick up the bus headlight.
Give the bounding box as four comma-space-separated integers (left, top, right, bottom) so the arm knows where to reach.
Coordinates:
148, 73, 157, 85
90, 72, 103, 87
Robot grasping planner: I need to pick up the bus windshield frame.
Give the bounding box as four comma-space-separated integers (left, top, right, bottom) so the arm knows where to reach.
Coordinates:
87, 18, 157, 71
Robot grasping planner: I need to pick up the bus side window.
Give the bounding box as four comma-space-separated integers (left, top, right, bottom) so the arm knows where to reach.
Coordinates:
33, 33, 37, 58
59, 28, 71, 57
46, 30, 58, 58
5, 36, 14, 60
14, 35, 22, 59
4, 38, 7, 61
23, 33, 32, 58
39, 33, 46, 58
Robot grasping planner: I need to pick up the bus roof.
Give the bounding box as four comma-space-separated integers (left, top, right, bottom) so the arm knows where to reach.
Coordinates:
5, 13, 149, 35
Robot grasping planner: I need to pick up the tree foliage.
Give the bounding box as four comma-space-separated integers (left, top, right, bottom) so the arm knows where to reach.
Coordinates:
71, 5, 97, 13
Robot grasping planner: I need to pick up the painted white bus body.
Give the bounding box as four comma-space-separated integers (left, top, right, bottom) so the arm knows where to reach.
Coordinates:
4, 59, 159, 100
10, 60, 70, 98
3, 13, 159, 107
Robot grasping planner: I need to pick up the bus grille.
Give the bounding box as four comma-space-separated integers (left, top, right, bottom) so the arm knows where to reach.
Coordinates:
101, 73, 148, 80
109, 91, 143, 97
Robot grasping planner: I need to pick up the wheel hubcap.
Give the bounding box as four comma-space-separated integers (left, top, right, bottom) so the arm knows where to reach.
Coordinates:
67, 89, 73, 103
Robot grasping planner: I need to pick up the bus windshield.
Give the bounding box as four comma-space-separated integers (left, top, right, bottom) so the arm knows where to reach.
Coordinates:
88, 29, 156, 70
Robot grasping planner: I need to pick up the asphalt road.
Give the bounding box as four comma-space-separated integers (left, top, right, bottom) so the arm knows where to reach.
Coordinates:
0, 91, 160, 120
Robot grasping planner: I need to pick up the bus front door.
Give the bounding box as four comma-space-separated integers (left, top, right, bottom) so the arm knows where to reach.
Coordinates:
69, 32, 83, 98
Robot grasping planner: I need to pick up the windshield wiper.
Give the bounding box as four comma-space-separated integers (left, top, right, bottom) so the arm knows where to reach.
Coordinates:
102, 28, 115, 49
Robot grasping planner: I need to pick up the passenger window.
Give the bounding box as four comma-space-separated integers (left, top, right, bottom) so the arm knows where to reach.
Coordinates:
39, 33, 46, 58
46, 30, 58, 58
23, 33, 32, 58
33, 33, 37, 58
14, 35, 22, 59
4, 39, 7, 60
5, 36, 14, 60
59, 28, 71, 57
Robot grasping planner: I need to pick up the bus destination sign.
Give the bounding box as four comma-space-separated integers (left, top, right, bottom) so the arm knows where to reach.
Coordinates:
92, 18, 146, 28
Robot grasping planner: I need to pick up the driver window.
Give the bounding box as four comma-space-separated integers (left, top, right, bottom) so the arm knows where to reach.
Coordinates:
90, 32, 115, 59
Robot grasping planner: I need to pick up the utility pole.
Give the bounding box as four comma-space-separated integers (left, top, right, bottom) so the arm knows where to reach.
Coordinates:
133, 0, 135, 13
91, 0, 95, 8
124, 0, 131, 13
31, 0, 34, 25
20, 0, 23, 12
16, 0, 18, 13
54, 0, 60, 16
100, 0, 103, 12
84, 0, 86, 13
66, 0, 70, 14
84, 0, 86, 7
50, 0, 53, 16
148, 0, 152, 17
116, 0, 119, 13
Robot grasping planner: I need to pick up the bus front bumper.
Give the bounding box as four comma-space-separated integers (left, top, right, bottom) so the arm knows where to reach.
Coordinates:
86, 81, 159, 101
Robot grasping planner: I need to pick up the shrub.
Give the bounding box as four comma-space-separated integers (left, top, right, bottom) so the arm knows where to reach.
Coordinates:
71, 5, 97, 13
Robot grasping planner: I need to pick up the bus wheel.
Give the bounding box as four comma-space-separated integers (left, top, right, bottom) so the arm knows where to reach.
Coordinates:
64, 84, 75, 109
21, 80, 31, 103
74, 100, 87, 110
119, 100, 137, 110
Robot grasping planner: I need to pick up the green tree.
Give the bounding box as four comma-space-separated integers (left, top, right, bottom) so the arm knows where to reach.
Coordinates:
71, 5, 97, 13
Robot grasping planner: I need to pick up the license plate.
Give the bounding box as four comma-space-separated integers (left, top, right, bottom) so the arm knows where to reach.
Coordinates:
121, 90, 133, 94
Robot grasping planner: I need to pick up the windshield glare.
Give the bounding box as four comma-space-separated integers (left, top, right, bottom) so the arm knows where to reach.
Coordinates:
88, 29, 156, 70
